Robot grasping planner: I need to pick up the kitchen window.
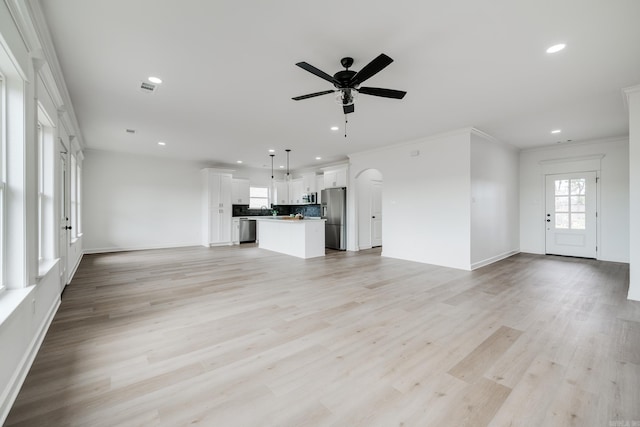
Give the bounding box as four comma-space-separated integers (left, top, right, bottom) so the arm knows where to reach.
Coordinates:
249, 186, 269, 209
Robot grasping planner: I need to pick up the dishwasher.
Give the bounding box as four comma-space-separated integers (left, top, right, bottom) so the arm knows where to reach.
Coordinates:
239, 218, 256, 243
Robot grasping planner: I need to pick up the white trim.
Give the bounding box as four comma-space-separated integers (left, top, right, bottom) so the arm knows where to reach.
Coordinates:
83, 242, 202, 254
0, 294, 59, 425
471, 250, 520, 270
66, 251, 82, 284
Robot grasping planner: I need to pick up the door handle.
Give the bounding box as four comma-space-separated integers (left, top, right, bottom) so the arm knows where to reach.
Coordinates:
546, 219, 550, 223
372, 216, 376, 218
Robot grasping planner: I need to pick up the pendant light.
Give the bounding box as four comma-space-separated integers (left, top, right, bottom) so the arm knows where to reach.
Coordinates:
285, 149, 291, 177
270, 154, 275, 179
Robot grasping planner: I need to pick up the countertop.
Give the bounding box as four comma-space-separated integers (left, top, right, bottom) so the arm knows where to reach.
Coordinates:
253, 216, 325, 222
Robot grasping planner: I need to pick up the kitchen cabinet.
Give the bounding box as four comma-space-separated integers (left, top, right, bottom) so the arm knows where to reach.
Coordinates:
316, 175, 325, 203
302, 173, 317, 194
231, 178, 250, 205
289, 179, 304, 204
202, 168, 232, 246
323, 167, 348, 188
275, 180, 288, 204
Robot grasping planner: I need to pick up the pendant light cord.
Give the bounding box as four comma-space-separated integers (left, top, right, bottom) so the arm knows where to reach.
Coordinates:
285, 149, 291, 176
270, 154, 275, 179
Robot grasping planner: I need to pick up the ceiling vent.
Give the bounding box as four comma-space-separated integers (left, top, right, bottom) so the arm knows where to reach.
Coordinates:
125, 129, 136, 134
139, 81, 158, 94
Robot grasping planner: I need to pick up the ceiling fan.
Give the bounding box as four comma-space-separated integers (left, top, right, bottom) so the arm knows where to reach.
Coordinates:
292, 53, 407, 115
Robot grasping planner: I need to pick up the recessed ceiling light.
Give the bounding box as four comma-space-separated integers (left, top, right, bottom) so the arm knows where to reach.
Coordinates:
551, 129, 562, 134
237, 160, 243, 164
330, 126, 339, 131
268, 149, 275, 153
157, 141, 166, 146
148, 76, 162, 84
546, 44, 566, 53
279, 165, 284, 169
315, 157, 322, 160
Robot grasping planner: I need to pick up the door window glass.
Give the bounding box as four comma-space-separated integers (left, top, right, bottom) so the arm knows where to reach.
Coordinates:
554, 178, 586, 230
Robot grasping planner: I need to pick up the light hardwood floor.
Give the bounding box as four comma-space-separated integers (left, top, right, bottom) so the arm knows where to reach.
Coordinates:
5, 245, 640, 426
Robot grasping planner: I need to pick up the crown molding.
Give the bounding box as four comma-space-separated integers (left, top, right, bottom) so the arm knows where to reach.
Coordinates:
19, 0, 85, 150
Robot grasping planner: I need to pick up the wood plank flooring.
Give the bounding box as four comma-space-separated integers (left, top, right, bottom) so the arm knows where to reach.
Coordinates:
5, 245, 640, 426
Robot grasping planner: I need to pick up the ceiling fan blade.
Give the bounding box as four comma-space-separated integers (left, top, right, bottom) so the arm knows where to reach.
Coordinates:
343, 104, 355, 114
349, 53, 394, 86
292, 90, 336, 101
295, 62, 337, 84
358, 87, 407, 99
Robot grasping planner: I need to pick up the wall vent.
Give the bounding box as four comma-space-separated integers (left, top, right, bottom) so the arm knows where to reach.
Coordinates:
139, 81, 157, 93
125, 129, 136, 134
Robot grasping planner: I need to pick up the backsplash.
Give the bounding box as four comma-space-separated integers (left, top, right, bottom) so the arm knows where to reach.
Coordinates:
232, 204, 321, 217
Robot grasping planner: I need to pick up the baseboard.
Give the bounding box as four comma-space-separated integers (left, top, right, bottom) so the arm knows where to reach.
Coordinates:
67, 252, 83, 284
0, 296, 60, 425
84, 242, 200, 254
471, 249, 520, 270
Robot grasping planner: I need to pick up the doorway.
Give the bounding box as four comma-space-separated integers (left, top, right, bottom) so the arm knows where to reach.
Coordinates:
356, 169, 383, 250
545, 172, 597, 258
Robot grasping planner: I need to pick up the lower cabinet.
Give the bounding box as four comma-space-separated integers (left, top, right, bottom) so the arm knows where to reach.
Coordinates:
231, 218, 240, 244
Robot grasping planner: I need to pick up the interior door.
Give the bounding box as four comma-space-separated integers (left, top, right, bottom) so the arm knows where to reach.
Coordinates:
371, 180, 382, 247
58, 146, 68, 291
545, 172, 597, 258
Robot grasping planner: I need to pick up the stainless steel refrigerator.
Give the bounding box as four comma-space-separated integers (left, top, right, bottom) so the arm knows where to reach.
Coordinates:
321, 187, 346, 250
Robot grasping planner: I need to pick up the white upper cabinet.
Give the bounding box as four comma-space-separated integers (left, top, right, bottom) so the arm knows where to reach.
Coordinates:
289, 179, 304, 204
301, 173, 317, 194
275, 180, 288, 205
231, 178, 250, 204
323, 167, 348, 188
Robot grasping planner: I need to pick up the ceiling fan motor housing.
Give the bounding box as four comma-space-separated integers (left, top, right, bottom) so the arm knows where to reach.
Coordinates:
334, 70, 357, 89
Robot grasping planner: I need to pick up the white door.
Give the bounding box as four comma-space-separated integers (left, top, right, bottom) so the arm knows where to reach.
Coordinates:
545, 172, 597, 258
371, 181, 382, 247
58, 147, 68, 290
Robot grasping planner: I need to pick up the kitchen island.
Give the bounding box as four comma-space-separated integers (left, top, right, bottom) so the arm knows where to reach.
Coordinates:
256, 217, 326, 259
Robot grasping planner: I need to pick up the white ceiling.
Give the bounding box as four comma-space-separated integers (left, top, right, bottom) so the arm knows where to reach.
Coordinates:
38, 0, 640, 171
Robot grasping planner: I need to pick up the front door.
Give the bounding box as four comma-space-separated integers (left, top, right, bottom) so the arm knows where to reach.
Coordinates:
545, 172, 597, 258
371, 180, 382, 247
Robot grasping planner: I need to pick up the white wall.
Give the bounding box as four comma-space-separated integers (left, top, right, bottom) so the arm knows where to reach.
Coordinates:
470, 132, 520, 268
626, 86, 640, 300
83, 150, 203, 252
519, 138, 629, 262
356, 169, 383, 249
350, 129, 472, 270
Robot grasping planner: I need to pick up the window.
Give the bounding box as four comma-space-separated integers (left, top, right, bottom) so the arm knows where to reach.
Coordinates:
0, 74, 5, 292
70, 153, 77, 239
554, 178, 586, 230
37, 109, 55, 266
76, 160, 81, 236
37, 124, 43, 260
249, 186, 269, 209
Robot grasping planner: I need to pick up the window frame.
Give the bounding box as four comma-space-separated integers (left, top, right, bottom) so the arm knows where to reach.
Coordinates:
0, 72, 5, 292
